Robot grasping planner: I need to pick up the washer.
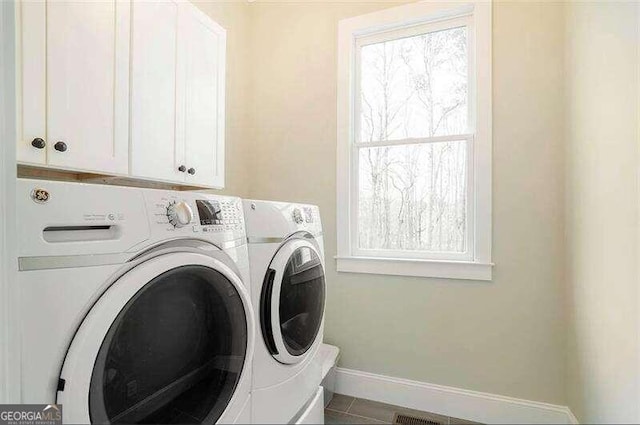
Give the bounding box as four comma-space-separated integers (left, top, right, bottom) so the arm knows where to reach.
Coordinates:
243, 200, 326, 424
16, 179, 254, 424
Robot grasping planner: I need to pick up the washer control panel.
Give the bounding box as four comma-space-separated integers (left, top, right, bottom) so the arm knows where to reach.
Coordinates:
195, 198, 243, 232
147, 192, 244, 236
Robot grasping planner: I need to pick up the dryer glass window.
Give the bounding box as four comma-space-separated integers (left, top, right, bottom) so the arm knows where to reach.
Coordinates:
89, 266, 247, 424
279, 247, 325, 356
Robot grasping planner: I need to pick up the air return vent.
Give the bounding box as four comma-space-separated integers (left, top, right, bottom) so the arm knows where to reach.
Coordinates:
393, 413, 443, 425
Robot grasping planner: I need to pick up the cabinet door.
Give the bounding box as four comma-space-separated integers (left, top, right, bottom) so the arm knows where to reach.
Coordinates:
178, 4, 226, 188
46, 0, 129, 174
130, 0, 184, 183
16, 1, 46, 165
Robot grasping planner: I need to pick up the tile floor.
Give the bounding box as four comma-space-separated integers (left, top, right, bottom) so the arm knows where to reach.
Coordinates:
324, 394, 480, 425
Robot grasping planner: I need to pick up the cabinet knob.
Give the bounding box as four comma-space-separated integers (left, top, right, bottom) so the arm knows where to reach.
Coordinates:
187, 167, 196, 175
54, 141, 67, 152
31, 138, 46, 149
178, 165, 186, 172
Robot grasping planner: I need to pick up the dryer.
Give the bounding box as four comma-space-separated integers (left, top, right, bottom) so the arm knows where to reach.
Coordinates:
16, 179, 254, 424
243, 200, 326, 424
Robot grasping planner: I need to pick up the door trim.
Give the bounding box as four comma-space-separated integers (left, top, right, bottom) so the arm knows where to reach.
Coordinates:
56, 251, 255, 423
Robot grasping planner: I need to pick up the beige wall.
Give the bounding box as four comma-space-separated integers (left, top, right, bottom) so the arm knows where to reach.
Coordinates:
565, 2, 640, 422
196, 1, 640, 416
243, 0, 567, 404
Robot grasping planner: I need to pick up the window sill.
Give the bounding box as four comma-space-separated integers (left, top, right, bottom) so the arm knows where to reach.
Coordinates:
335, 256, 493, 281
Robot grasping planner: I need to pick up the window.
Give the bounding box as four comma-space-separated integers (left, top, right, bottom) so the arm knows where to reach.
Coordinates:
337, 1, 492, 280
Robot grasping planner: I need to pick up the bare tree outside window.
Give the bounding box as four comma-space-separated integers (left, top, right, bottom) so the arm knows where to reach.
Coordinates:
357, 26, 468, 254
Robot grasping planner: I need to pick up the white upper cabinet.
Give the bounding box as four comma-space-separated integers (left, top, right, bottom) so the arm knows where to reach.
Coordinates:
130, 0, 182, 183
16, 1, 45, 166
17, 0, 130, 174
131, 1, 226, 188
178, 4, 226, 188
17, 0, 226, 189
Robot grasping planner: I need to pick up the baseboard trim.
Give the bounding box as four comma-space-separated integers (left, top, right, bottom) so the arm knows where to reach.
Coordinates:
335, 367, 577, 424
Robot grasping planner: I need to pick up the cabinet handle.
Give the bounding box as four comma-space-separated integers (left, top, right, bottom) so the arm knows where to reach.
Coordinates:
31, 138, 46, 149
178, 165, 186, 172
187, 167, 196, 175
54, 141, 67, 152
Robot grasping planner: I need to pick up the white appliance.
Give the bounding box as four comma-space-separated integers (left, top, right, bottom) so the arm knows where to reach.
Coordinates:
293, 387, 325, 425
243, 200, 326, 424
16, 179, 254, 424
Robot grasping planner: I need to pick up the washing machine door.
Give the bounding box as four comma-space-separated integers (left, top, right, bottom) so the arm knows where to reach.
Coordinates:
260, 239, 325, 365
56, 251, 254, 424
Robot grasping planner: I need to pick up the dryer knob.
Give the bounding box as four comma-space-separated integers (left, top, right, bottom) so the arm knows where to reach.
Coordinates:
167, 201, 193, 228
292, 208, 304, 224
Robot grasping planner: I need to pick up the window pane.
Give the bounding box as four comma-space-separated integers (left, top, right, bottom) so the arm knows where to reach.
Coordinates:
359, 26, 468, 142
358, 141, 467, 253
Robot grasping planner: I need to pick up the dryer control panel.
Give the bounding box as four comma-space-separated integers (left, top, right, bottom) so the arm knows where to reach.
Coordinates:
243, 199, 322, 239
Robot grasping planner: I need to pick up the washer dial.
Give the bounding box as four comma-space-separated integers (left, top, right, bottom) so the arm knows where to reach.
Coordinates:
167, 201, 193, 228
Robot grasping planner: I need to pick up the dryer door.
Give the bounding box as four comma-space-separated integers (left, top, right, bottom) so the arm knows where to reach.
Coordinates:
261, 239, 325, 364
56, 252, 254, 424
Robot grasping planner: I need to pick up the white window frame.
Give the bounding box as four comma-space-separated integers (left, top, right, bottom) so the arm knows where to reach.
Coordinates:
336, 1, 492, 281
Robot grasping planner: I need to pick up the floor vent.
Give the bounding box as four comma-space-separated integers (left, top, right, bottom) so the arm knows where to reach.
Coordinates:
393, 413, 443, 425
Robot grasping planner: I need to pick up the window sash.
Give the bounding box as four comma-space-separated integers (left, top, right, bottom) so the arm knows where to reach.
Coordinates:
351, 17, 476, 262
351, 137, 474, 262
354, 15, 474, 145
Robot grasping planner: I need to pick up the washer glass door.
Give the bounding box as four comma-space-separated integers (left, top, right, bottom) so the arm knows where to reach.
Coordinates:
88, 264, 247, 424
261, 240, 325, 364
